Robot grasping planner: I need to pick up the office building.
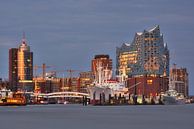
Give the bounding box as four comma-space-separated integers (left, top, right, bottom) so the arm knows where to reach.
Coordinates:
9, 35, 33, 91
9, 48, 18, 91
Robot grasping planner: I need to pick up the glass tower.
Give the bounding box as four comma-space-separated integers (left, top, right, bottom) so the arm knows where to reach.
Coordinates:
9, 36, 33, 91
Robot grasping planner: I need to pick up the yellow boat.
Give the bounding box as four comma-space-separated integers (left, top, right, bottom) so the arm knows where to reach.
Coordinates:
0, 92, 26, 106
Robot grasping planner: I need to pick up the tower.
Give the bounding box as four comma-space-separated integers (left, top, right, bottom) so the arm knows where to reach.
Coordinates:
9, 34, 33, 91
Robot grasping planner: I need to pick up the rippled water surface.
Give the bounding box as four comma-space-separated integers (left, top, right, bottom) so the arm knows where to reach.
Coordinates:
0, 104, 194, 129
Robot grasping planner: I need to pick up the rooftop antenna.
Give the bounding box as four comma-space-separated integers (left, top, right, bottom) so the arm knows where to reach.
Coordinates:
22, 31, 26, 44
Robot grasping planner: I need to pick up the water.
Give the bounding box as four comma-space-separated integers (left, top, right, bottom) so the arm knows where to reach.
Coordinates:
0, 104, 194, 129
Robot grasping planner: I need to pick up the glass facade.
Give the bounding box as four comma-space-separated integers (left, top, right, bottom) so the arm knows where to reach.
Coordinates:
116, 25, 169, 77
9, 38, 33, 92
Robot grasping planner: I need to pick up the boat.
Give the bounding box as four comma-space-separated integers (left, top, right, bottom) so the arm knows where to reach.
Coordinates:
162, 90, 185, 105
0, 92, 27, 106
57, 99, 69, 104
87, 62, 128, 104
39, 100, 49, 105
161, 68, 186, 105
88, 80, 127, 98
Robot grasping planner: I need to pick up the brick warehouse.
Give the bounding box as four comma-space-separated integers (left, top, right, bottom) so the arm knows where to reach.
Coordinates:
127, 75, 169, 97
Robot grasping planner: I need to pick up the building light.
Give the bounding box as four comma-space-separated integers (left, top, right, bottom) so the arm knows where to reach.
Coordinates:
147, 80, 153, 85
19, 80, 33, 83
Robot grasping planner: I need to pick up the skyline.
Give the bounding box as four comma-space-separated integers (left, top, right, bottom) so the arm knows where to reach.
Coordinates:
0, 0, 194, 95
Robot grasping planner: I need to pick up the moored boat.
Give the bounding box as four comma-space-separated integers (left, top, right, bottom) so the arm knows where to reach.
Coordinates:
87, 62, 128, 104
0, 92, 27, 106
161, 90, 185, 105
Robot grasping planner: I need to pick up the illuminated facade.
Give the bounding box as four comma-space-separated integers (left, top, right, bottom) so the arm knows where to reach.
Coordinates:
116, 43, 137, 80
91, 55, 113, 81
117, 26, 170, 97
18, 40, 33, 81
9, 36, 33, 91
116, 25, 169, 77
79, 71, 95, 93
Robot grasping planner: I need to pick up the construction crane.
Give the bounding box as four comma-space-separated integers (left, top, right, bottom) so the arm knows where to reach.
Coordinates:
34, 63, 54, 79
33, 63, 54, 93
48, 69, 80, 78
47, 69, 80, 93
65, 69, 80, 78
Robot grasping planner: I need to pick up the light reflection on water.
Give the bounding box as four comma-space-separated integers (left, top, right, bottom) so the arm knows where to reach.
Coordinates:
0, 104, 194, 129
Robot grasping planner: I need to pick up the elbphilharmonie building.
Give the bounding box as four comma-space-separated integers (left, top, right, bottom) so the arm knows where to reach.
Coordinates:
116, 25, 169, 78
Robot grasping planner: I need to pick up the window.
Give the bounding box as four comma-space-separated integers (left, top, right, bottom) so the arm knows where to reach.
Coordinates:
147, 80, 153, 85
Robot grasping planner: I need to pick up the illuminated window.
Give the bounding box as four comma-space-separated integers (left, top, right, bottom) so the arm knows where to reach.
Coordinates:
147, 80, 153, 85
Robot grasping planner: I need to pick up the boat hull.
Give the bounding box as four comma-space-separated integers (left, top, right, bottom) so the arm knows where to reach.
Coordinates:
88, 86, 112, 101
0, 98, 26, 106
162, 96, 185, 105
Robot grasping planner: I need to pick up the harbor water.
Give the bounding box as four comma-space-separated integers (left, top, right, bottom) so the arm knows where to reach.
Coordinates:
0, 104, 194, 129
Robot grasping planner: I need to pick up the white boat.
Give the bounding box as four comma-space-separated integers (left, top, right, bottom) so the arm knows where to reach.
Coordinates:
88, 80, 128, 101
161, 65, 186, 105
162, 90, 185, 105
87, 62, 128, 103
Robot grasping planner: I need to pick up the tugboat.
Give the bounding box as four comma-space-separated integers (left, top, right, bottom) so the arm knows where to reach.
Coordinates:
0, 91, 27, 106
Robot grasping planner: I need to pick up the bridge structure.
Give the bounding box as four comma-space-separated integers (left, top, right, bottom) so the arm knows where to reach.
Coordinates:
32, 91, 90, 99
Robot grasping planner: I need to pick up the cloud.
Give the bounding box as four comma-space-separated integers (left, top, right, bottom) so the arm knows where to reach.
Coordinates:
0, 39, 17, 47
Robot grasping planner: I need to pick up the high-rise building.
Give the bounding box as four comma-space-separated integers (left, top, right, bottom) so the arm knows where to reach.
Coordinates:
91, 55, 113, 82
117, 25, 169, 77
117, 25, 169, 97
170, 64, 189, 97
9, 35, 33, 91
9, 48, 18, 91
17, 40, 33, 81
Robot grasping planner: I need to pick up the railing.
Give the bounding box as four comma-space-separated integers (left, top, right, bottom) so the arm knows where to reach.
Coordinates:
32, 91, 90, 98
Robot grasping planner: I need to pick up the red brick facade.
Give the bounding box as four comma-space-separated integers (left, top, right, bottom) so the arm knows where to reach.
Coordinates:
127, 76, 169, 97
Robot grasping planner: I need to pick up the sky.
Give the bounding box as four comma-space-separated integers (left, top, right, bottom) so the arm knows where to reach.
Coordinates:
0, 0, 194, 95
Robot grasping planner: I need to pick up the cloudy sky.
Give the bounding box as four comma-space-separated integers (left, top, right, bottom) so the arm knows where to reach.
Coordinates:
0, 0, 194, 94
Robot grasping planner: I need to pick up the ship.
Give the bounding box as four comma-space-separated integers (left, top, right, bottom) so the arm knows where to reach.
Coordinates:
162, 90, 185, 105
87, 62, 128, 104
161, 66, 186, 105
88, 80, 128, 102
0, 89, 27, 106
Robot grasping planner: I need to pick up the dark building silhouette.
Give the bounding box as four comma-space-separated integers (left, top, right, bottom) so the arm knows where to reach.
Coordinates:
9, 48, 18, 91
